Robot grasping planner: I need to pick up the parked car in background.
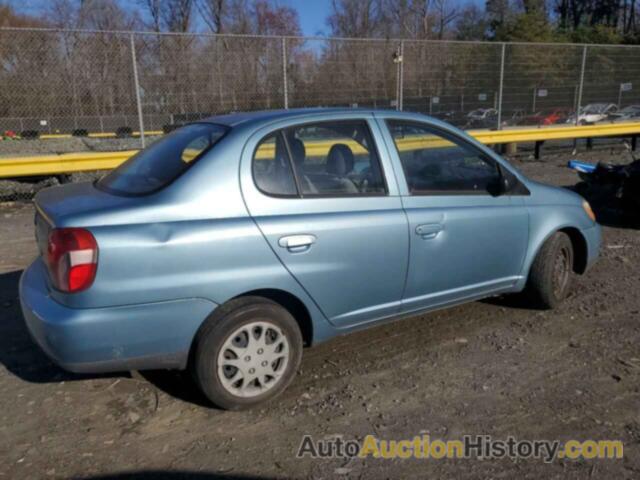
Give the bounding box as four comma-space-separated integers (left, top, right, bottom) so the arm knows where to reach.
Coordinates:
501, 109, 526, 127
465, 108, 498, 129
20, 108, 601, 410
434, 110, 468, 128
567, 103, 618, 125
522, 108, 572, 126
608, 105, 640, 123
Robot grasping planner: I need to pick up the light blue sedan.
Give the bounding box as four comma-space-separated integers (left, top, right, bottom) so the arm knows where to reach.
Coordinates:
20, 109, 601, 409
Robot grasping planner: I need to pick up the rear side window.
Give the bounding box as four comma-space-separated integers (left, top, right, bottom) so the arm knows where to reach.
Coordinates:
97, 123, 228, 195
253, 133, 298, 197
252, 120, 387, 198
285, 121, 386, 196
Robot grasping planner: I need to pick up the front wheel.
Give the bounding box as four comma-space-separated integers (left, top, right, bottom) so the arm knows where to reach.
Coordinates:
191, 297, 303, 410
525, 232, 574, 309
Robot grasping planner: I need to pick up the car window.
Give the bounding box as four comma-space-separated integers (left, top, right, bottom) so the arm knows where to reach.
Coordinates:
97, 123, 227, 195
252, 132, 298, 197
282, 121, 386, 197
181, 135, 211, 163
386, 120, 501, 195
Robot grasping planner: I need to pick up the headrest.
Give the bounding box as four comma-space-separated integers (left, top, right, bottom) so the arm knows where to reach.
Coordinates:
327, 144, 354, 176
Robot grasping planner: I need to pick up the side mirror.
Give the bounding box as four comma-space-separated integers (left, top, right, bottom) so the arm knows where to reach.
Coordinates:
495, 168, 531, 196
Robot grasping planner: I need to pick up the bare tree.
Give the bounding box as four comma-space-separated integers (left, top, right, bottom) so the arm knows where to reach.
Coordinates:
141, 0, 194, 32
0, 4, 47, 28
434, 0, 458, 39
384, 0, 431, 38
47, 0, 141, 30
455, 3, 487, 40
327, 0, 386, 38
196, 0, 226, 32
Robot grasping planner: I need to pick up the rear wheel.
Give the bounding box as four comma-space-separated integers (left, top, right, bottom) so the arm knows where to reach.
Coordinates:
191, 296, 303, 410
526, 232, 574, 309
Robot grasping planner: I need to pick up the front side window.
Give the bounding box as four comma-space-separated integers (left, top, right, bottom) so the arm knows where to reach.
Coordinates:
97, 123, 228, 195
386, 120, 501, 195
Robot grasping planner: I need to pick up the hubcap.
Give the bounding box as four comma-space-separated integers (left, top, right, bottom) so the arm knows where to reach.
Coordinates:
217, 321, 290, 398
552, 246, 571, 298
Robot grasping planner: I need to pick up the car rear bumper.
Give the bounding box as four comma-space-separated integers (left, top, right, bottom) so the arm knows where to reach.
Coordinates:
19, 259, 217, 373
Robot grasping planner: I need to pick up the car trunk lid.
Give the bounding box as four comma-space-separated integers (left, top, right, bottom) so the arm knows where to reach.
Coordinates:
34, 181, 139, 229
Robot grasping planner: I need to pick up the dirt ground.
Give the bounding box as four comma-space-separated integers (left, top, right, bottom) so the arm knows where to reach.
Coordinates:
0, 149, 639, 480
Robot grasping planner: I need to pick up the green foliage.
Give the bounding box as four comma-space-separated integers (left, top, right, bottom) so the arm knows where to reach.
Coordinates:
494, 12, 559, 43
568, 25, 623, 44
483, 0, 639, 45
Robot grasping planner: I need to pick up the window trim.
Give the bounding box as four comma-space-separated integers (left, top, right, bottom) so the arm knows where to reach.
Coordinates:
280, 131, 304, 197
251, 119, 389, 199
385, 119, 505, 197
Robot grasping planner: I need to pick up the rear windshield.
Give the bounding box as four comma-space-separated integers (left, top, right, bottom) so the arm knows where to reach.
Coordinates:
97, 123, 228, 195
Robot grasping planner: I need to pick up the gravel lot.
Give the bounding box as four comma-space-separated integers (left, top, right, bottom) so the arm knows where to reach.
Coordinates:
0, 150, 639, 479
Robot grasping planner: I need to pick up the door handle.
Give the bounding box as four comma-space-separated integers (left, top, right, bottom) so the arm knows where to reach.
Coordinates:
415, 224, 443, 240
278, 234, 316, 252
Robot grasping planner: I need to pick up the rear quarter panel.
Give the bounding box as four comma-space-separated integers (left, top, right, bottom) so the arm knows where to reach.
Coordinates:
47, 126, 334, 344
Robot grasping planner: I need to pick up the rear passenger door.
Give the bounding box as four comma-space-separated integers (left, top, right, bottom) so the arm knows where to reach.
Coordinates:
241, 117, 408, 328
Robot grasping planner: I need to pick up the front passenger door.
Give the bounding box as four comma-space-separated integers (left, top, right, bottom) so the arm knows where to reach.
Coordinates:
383, 120, 529, 314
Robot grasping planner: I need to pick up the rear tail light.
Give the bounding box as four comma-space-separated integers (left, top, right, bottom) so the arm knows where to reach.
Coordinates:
45, 228, 98, 293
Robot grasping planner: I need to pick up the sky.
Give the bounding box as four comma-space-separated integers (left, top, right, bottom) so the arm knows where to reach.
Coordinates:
11, 0, 482, 36
9, 0, 334, 36
281, 0, 332, 36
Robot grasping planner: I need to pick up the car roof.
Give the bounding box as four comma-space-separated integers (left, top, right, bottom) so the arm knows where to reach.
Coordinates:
201, 107, 423, 128
197, 107, 469, 139
202, 108, 364, 127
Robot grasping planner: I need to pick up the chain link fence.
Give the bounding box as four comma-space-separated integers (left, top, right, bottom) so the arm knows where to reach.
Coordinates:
2, 28, 640, 139
1, 27, 640, 201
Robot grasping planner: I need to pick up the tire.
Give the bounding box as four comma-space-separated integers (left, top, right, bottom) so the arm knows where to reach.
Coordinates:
191, 296, 303, 410
525, 232, 574, 309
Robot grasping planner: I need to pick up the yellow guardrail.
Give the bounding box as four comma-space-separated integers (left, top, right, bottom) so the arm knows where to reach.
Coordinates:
0, 150, 139, 177
38, 130, 164, 140
1, 122, 640, 179
469, 122, 640, 144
